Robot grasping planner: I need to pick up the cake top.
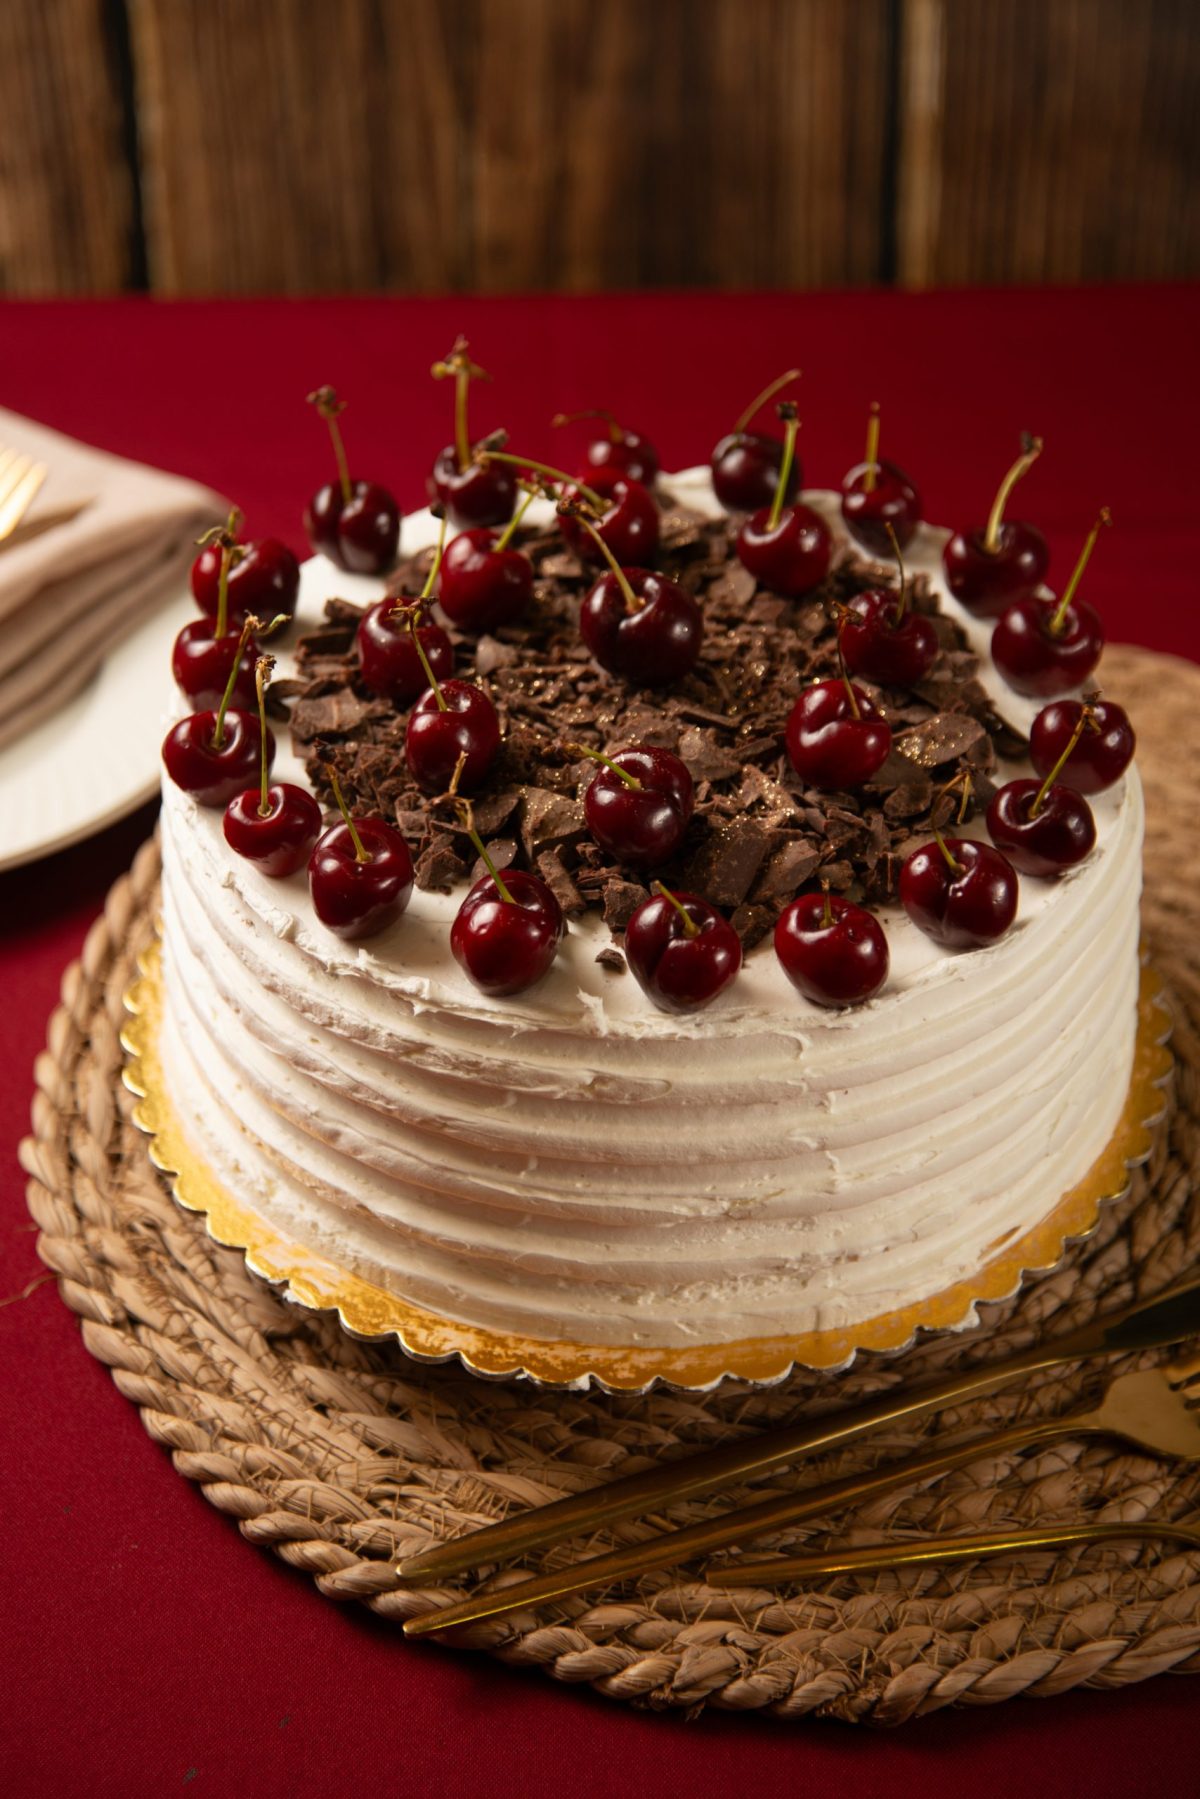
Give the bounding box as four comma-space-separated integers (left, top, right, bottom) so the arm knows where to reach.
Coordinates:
281, 486, 1026, 950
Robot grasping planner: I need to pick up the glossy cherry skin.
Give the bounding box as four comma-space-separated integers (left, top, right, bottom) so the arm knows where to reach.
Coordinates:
991, 595, 1104, 698
774, 892, 889, 1007
191, 537, 301, 624
223, 783, 322, 878
308, 818, 414, 941
161, 711, 274, 809
710, 432, 801, 513
899, 838, 1018, 949
579, 570, 702, 687
429, 446, 517, 530
357, 603, 455, 703
942, 522, 1049, 618
171, 618, 258, 711
986, 779, 1096, 877
558, 471, 660, 566
451, 870, 565, 996
1029, 699, 1135, 794
438, 527, 533, 633
624, 891, 742, 1014
304, 480, 401, 575
786, 682, 892, 790
736, 503, 832, 599
582, 428, 659, 487
583, 748, 694, 869
839, 590, 938, 687
841, 460, 922, 556
405, 681, 501, 794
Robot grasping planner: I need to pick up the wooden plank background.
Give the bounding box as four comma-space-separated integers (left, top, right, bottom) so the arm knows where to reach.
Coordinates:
0, 0, 1195, 296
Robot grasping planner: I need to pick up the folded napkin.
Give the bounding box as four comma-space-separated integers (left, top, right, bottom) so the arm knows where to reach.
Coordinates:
0, 408, 224, 751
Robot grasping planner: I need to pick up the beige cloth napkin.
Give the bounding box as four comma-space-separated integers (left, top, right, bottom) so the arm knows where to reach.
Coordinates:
0, 407, 224, 751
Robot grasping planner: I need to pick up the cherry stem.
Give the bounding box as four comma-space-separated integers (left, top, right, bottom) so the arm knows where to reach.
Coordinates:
766, 405, 799, 533
863, 403, 881, 495
211, 615, 259, 751
733, 367, 801, 435
835, 642, 862, 721
432, 339, 490, 471
984, 434, 1043, 554
654, 881, 700, 940
325, 761, 370, 863
1050, 508, 1112, 636
563, 742, 642, 789
820, 879, 833, 929
561, 506, 642, 611
553, 408, 621, 443
884, 521, 908, 623
420, 513, 449, 603
936, 767, 974, 824
493, 485, 539, 553
254, 656, 276, 816
446, 778, 515, 903
409, 612, 449, 711
486, 451, 603, 510
308, 387, 352, 505
932, 822, 964, 877
1030, 710, 1089, 817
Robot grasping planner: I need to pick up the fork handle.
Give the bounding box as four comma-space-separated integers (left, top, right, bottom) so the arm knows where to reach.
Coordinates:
705, 1519, 1200, 1586
402, 1410, 1091, 1636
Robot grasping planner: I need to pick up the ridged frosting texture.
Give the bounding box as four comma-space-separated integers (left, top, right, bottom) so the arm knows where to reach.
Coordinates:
155, 474, 1144, 1348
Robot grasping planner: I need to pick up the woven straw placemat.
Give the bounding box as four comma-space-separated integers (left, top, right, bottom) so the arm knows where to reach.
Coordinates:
22, 645, 1200, 1725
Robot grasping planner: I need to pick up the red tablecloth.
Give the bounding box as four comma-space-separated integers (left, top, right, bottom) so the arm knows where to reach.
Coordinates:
2, 289, 1199, 1798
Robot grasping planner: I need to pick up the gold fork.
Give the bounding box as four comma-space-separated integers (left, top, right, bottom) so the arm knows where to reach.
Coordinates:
402, 1355, 1200, 1637
0, 445, 48, 544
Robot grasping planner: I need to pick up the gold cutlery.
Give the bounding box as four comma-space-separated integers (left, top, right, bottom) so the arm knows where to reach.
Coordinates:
0, 499, 90, 553
397, 1275, 1200, 1587
0, 446, 48, 543
705, 1516, 1200, 1586
402, 1351, 1200, 1638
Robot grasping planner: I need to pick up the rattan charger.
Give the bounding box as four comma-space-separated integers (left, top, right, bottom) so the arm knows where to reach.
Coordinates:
22, 645, 1200, 1725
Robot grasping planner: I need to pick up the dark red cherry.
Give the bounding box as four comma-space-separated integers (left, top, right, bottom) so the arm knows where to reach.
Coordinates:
624, 887, 742, 1014
841, 460, 922, 556
304, 387, 400, 574
430, 446, 517, 531
171, 618, 259, 711
357, 602, 454, 703
579, 746, 694, 869
579, 568, 702, 687
191, 537, 300, 624
710, 368, 803, 512
991, 595, 1103, 698
223, 783, 322, 878
992, 508, 1110, 698
839, 589, 937, 687
737, 503, 832, 599
428, 336, 515, 528
986, 778, 1096, 877
451, 869, 564, 996
438, 526, 533, 633
558, 469, 659, 566
308, 816, 414, 941
942, 437, 1047, 617
305, 478, 400, 575
944, 523, 1049, 619
899, 836, 1018, 949
161, 711, 274, 809
405, 680, 500, 794
774, 890, 889, 1007
1029, 698, 1135, 794
554, 410, 660, 487
786, 681, 892, 790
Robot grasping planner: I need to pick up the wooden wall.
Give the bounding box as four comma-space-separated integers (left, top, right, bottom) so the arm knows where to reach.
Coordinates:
1, 0, 1196, 296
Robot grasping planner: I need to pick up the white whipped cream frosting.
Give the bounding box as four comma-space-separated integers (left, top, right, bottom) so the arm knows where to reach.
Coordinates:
156, 473, 1143, 1349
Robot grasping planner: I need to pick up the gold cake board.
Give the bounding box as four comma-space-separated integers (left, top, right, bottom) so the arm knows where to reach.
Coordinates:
121, 938, 1171, 1393
21, 644, 1200, 1721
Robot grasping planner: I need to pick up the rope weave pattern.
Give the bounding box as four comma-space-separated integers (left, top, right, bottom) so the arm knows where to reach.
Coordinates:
22, 646, 1200, 1724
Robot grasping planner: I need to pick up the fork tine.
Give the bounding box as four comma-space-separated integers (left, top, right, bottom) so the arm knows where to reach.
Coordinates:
0, 464, 46, 542
0, 453, 34, 510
